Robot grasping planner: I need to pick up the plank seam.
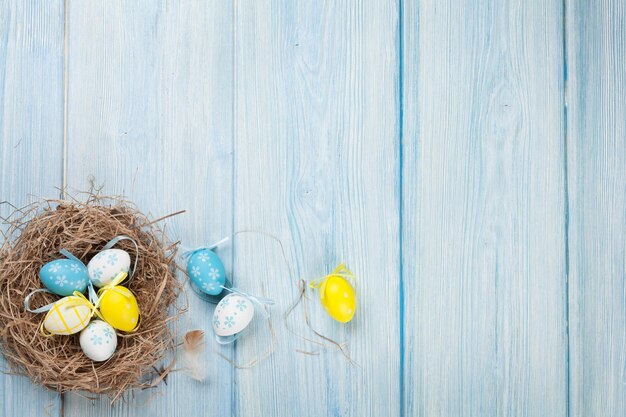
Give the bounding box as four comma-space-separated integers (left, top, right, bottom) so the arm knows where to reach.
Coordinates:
231, 1, 238, 416
397, 0, 405, 416
61, 0, 69, 200
60, 0, 69, 414
562, 0, 571, 416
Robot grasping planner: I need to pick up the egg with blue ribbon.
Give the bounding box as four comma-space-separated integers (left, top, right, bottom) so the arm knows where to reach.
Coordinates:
87, 248, 130, 287
87, 235, 138, 288
212, 294, 254, 339
209, 288, 275, 344
39, 251, 89, 296
186, 248, 227, 296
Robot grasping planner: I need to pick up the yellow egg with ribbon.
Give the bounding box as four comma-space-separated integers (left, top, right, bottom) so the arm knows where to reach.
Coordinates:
309, 264, 356, 323
98, 272, 140, 332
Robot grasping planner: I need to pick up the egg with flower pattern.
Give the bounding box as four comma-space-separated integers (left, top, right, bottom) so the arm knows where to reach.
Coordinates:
212, 294, 254, 337
87, 248, 131, 287
187, 249, 226, 296
39, 259, 89, 296
79, 320, 117, 362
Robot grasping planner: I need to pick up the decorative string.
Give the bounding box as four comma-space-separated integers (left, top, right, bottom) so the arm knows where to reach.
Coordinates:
284, 279, 357, 365
24, 289, 56, 314
182, 231, 287, 361
180, 236, 230, 261
58, 248, 85, 266
213, 285, 278, 368
24, 248, 95, 308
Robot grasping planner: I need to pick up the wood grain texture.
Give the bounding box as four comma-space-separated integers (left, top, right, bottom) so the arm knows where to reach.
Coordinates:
566, 1, 626, 416
63, 1, 233, 416
401, 0, 568, 416
2, 0, 626, 415
233, 1, 400, 416
0, 1, 65, 416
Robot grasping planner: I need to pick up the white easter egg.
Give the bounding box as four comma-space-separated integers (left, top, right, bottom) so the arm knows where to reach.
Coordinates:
212, 294, 254, 337
87, 248, 131, 287
79, 320, 117, 362
43, 296, 91, 335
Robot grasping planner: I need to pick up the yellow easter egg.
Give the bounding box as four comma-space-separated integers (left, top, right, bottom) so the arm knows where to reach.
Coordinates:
43, 296, 92, 335
99, 286, 140, 332
319, 275, 356, 323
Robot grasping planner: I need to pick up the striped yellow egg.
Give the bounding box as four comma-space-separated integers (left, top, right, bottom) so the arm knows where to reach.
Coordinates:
43, 296, 92, 335
99, 286, 140, 332
319, 275, 356, 323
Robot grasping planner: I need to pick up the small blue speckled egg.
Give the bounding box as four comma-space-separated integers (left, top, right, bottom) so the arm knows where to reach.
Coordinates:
187, 249, 226, 295
39, 258, 89, 296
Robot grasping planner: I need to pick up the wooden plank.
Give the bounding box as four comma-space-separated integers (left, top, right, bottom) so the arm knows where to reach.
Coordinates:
233, 1, 400, 416
63, 1, 233, 415
566, 1, 626, 415
401, 0, 568, 416
0, 1, 65, 416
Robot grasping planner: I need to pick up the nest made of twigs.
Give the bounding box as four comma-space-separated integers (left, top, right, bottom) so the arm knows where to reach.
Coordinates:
0, 194, 183, 400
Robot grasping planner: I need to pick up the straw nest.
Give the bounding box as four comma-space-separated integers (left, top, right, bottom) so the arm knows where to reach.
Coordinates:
0, 194, 183, 400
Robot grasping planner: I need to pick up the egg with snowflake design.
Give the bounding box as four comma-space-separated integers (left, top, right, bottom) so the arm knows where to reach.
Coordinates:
212, 294, 254, 337
87, 248, 131, 287
39, 258, 89, 296
187, 249, 226, 296
79, 320, 117, 362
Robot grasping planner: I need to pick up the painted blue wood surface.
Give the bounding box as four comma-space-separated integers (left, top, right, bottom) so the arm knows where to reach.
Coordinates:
401, 1, 569, 416
0, 2, 64, 416
63, 1, 233, 416
0, 0, 624, 416
233, 1, 400, 416
567, 1, 626, 416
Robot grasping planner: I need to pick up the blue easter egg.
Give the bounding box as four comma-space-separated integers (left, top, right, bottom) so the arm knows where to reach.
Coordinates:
39, 259, 89, 296
187, 249, 226, 295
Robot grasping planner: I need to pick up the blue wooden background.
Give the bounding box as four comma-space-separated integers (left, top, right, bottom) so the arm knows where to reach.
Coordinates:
0, 0, 624, 416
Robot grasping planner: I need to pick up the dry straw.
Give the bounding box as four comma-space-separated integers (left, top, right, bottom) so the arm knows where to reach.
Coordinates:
0, 193, 184, 401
